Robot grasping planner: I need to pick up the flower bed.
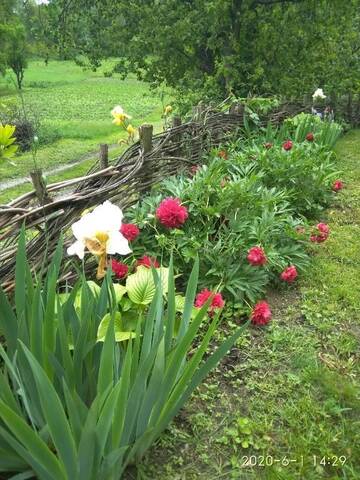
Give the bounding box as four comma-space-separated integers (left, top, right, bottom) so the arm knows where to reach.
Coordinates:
0, 113, 344, 479
112, 114, 343, 320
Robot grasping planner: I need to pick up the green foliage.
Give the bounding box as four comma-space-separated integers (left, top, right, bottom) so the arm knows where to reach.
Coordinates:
232, 141, 338, 217
122, 117, 341, 304
0, 122, 18, 163
285, 113, 343, 148
46, 0, 360, 103
137, 129, 360, 480
0, 100, 37, 151
0, 232, 247, 479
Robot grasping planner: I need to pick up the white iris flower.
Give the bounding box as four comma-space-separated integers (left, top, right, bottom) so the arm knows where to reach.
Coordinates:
67, 201, 131, 278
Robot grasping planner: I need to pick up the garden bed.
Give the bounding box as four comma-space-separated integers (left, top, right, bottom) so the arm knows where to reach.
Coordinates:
0, 114, 357, 480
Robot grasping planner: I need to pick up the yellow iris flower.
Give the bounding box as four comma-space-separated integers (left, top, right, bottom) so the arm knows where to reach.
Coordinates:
126, 124, 136, 136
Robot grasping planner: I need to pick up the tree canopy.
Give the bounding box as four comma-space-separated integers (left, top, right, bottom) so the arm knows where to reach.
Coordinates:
1, 0, 359, 100
44, 0, 360, 101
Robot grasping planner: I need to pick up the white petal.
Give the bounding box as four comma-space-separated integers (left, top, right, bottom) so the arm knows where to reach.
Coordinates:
67, 240, 85, 259
111, 105, 124, 116
91, 201, 124, 232
72, 214, 96, 240
106, 231, 131, 255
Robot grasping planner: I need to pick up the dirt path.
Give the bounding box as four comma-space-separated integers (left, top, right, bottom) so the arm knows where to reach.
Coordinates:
0, 142, 119, 192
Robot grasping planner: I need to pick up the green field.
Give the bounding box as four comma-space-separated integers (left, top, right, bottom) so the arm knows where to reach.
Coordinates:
0, 60, 167, 202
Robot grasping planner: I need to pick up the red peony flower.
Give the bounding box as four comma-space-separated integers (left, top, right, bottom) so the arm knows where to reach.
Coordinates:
136, 255, 160, 269
218, 149, 228, 160
282, 140, 293, 151
264, 142, 273, 149
251, 301, 272, 326
317, 223, 329, 235
195, 288, 225, 311
280, 265, 298, 283
120, 223, 140, 242
247, 246, 267, 266
332, 180, 343, 192
156, 197, 188, 229
111, 259, 129, 279
306, 132, 314, 142
310, 223, 330, 243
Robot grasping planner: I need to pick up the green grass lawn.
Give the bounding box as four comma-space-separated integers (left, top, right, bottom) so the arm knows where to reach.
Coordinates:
0, 59, 167, 202
129, 130, 360, 479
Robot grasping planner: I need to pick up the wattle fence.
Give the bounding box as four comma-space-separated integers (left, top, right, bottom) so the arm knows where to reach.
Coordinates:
0, 102, 298, 292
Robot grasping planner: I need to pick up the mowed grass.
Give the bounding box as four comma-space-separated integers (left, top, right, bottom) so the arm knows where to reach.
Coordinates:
128, 130, 360, 480
0, 59, 167, 201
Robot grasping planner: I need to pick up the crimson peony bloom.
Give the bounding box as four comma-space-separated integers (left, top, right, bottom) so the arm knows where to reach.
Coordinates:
280, 265, 298, 283
218, 150, 228, 159
111, 259, 129, 279
282, 140, 293, 151
264, 142, 273, 149
120, 223, 140, 242
136, 255, 160, 269
332, 180, 343, 192
310, 223, 330, 243
156, 197, 188, 229
317, 223, 329, 235
306, 132, 314, 142
247, 246, 267, 266
195, 288, 225, 311
251, 301, 272, 326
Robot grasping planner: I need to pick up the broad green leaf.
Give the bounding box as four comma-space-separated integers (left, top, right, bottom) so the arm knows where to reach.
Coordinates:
97, 312, 135, 342
126, 267, 169, 305
97, 312, 122, 341
121, 310, 139, 331
113, 284, 127, 303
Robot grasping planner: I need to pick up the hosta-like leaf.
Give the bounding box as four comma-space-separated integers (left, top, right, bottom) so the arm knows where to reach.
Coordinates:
97, 312, 136, 342
126, 267, 169, 305
113, 284, 127, 303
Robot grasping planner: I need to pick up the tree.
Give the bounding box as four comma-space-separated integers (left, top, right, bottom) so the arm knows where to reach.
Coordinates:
0, 0, 28, 89
6, 22, 28, 89
47, 0, 360, 102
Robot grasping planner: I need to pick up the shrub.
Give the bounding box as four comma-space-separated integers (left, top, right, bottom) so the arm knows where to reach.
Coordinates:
120, 116, 341, 305
229, 138, 339, 217
124, 155, 310, 303
0, 230, 246, 479
0, 101, 38, 151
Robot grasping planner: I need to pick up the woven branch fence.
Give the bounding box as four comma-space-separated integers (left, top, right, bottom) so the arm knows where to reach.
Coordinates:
0, 103, 296, 292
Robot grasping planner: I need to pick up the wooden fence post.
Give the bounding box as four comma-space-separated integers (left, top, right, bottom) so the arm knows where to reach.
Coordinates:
139, 124, 153, 154
172, 115, 182, 129
99, 143, 109, 169
30, 169, 52, 205
229, 102, 244, 116
192, 101, 206, 121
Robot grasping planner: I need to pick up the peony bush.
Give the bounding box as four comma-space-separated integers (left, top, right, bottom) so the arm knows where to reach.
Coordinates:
118, 117, 343, 316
